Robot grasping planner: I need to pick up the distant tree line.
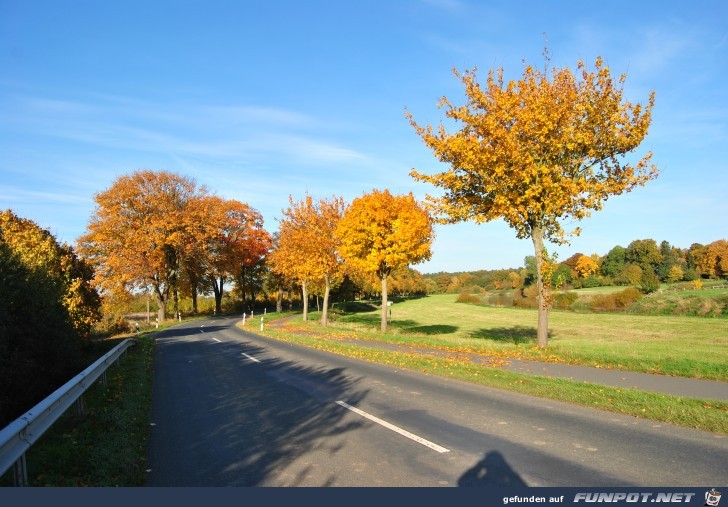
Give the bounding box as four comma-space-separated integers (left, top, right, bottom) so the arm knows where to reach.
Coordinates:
423, 238, 728, 296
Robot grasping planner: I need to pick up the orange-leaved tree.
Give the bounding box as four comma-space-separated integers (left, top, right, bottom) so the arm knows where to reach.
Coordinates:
202, 196, 270, 315
407, 50, 658, 347
336, 189, 433, 332
78, 170, 208, 322
269, 194, 346, 324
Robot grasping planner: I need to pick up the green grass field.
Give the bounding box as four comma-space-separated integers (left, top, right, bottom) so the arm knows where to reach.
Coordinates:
331, 294, 728, 380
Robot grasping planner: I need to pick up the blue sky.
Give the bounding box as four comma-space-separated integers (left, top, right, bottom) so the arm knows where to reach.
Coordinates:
1, 0, 726, 273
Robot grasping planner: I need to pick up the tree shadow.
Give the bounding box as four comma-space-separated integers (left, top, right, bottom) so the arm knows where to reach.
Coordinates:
458, 451, 528, 487
405, 324, 459, 335
148, 323, 371, 486
469, 326, 555, 345
336, 315, 459, 336
333, 301, 378, 313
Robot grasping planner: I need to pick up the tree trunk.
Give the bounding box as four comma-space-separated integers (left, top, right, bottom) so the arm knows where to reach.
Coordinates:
531, 227, 549, 348
321, 274, 331, 326
154, 287, 166, 322
276, 288, 283, 313
191, 283, 198, 315
380, 273, 388, 333
173, 288, 179, 320
302, 280, 309, 321
239, 265, 247, 311
212, 276, 224, 315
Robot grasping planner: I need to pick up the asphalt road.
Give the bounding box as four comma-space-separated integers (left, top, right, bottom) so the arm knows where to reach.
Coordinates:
147, 316, 727, 487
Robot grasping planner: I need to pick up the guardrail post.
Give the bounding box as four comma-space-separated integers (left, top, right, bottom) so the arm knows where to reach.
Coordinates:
12, 453, 28, 487
74, 396, 85, 416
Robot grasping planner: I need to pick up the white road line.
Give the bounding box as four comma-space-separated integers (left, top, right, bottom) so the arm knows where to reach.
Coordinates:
335, 400, 450, 454
211, 337, 221, 343
199, 330, 205, 333
241, 352, 261, 363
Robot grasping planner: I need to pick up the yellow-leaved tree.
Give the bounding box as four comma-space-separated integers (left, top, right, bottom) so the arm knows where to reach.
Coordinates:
574, 255, 600, 279
336, 189, 434, 332
269, 195, 346, 324
407, 50, 658, 347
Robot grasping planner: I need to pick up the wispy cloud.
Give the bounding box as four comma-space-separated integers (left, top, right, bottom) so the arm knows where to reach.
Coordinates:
1, 93, 371, 166
0, 187, 89, 206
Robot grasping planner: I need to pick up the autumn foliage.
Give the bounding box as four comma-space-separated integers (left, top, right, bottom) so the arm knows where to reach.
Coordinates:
1, 210, 101, 337
78, 170, 269, 320
336, 189, 434, 332
1, 210, 101, 425
269, 195, 346, 324
202, 196, 271, 314
408, 50, 658, 347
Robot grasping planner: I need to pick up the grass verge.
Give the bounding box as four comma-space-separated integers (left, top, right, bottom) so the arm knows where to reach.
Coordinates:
256, 314, 728, 435
328, 294, 728, 381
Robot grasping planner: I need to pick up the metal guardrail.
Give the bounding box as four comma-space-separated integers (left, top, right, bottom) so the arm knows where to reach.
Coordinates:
0, 338, 136, 486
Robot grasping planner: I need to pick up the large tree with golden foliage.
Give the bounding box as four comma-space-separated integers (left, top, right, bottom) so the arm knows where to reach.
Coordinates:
336, 189, 433, 332
408, 51, 658, 347
79, 170, 209, 321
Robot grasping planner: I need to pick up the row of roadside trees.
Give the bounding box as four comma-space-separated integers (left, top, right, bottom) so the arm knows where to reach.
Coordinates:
78, 170, 271, 322
269, 191, 433, 331
78, 174, 435, 334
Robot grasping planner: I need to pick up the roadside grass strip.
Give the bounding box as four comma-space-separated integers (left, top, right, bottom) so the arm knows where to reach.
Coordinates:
256, 320, 728, 435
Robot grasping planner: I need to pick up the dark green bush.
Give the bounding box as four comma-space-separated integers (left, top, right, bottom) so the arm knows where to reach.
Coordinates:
582, 275, 602, 288
640, 270, 661, 294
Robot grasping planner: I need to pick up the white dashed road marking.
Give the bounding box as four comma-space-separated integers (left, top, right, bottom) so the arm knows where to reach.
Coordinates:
335, 400, 450, 454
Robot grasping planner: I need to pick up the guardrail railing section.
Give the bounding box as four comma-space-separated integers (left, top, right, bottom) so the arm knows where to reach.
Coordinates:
0, 338, 137, 486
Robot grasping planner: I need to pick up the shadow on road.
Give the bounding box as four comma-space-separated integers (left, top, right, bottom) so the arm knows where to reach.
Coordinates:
148, 325, 370, 486
458, 451, 527, 486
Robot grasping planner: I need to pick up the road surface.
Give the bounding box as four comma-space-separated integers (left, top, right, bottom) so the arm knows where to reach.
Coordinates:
147, 316, 727, 486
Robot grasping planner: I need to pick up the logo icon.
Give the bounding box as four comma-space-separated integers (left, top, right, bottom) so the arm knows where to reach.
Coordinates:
706, 489, 722, 507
